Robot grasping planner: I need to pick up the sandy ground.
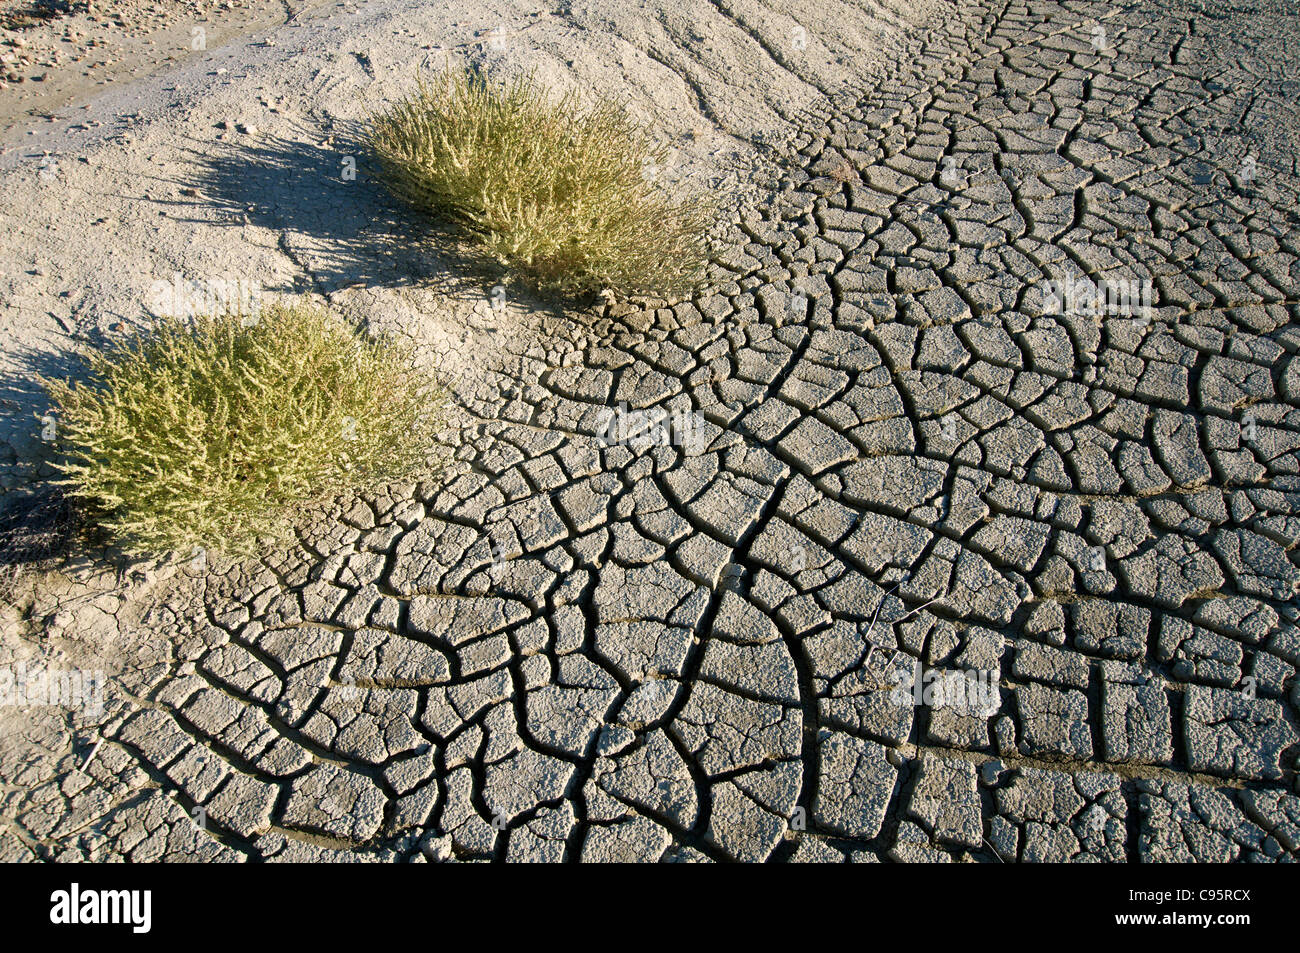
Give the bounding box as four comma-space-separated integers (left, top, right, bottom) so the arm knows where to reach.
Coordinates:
0, 0, 334, 134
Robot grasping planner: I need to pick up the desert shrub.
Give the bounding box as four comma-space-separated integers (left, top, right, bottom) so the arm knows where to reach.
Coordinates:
42, 300, 442, 555
368, 68, 712, 298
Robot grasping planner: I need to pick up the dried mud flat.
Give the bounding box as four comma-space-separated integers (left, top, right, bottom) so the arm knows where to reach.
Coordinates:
2, 0, 1300, 863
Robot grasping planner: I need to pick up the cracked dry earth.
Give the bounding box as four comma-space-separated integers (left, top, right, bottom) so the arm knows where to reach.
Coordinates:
7, 0, 1300, 863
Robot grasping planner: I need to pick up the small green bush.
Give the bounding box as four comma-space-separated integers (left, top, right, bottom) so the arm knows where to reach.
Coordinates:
368, 69, 712, 298
42, 301, 442, 555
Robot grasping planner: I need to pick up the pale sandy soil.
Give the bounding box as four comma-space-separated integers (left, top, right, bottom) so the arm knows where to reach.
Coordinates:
0, 0, 330, 134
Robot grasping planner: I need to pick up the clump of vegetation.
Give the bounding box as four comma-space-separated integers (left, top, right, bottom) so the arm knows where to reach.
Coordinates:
42, 301, 442, 555
368, 68, 712, 298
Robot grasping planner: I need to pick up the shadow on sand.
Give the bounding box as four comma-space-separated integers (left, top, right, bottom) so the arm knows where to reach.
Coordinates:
166, 117, 516, 303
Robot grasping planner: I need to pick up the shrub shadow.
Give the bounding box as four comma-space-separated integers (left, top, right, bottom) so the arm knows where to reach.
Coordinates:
0, 339, 91, 495
0, 339, 126, 594
170, 117, 518, 303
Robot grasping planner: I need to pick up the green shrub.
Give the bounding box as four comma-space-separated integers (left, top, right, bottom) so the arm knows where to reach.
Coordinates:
42, 301, 442, 555
368, 69, 712, 298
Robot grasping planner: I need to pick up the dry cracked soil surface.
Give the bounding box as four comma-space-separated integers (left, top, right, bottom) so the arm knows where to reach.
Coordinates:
2, 0, 1300, 863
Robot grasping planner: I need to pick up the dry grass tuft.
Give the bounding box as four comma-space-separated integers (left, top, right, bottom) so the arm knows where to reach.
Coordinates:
41, 300, 442, 555
368, 69, 712, 298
